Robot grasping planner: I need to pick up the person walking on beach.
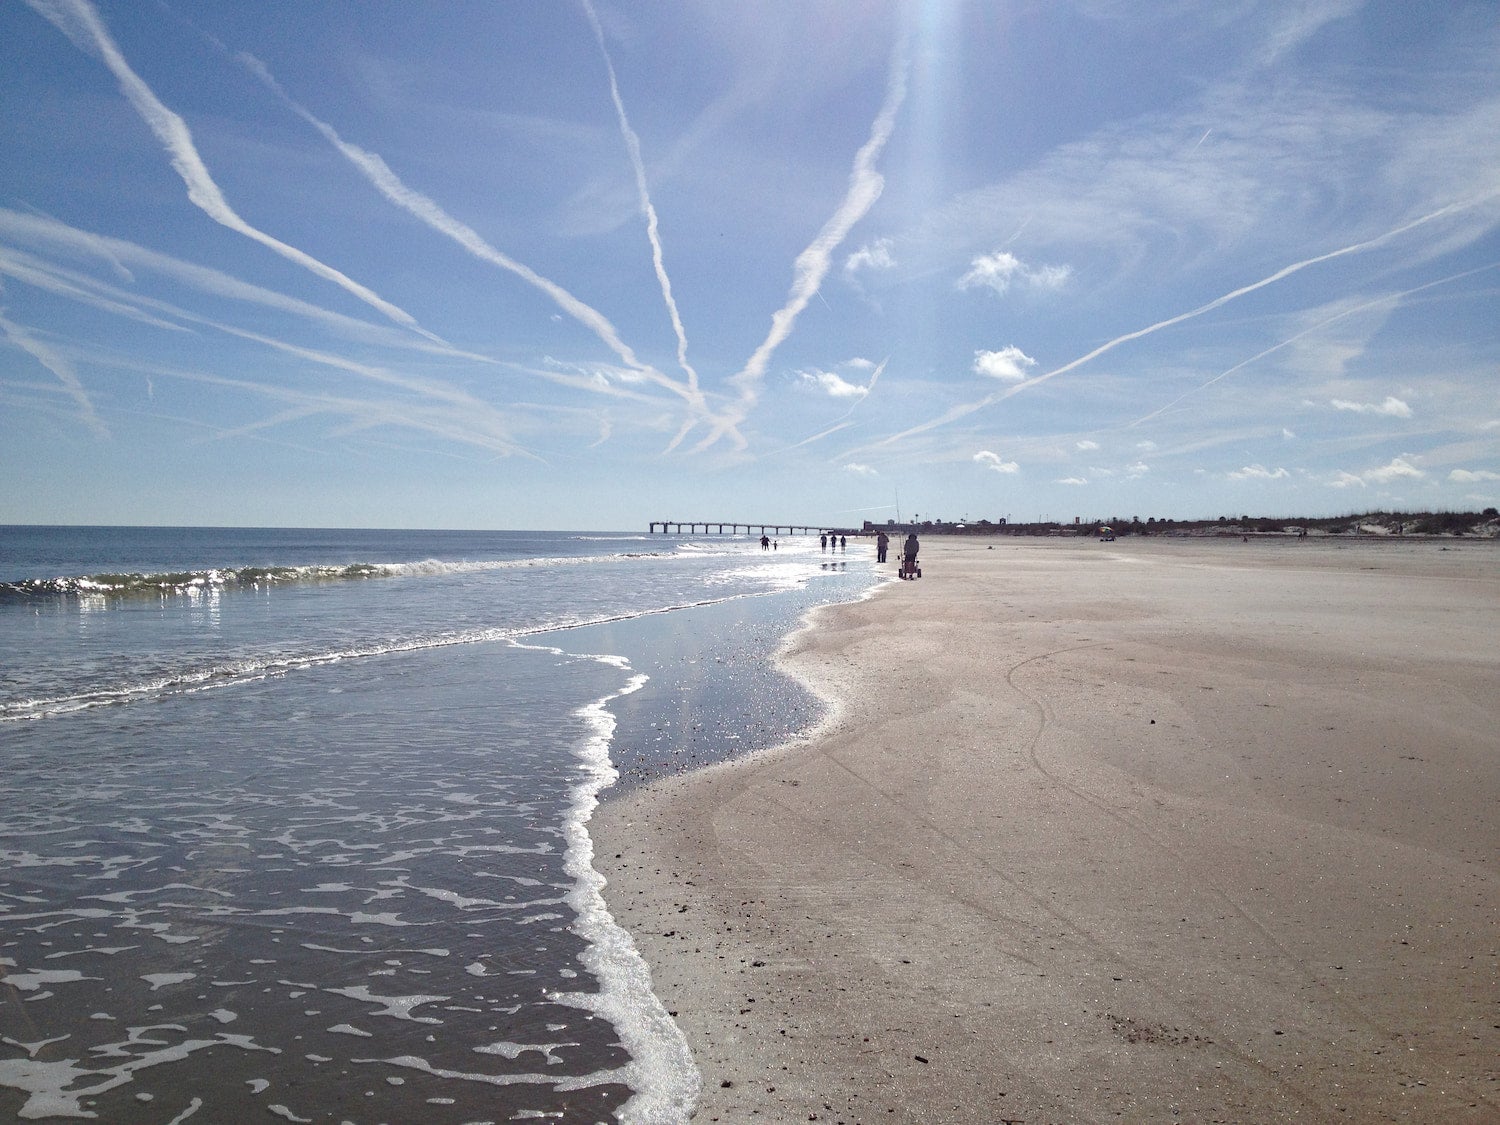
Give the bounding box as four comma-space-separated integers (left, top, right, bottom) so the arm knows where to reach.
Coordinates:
902, 532, 919, 576
820, 533, 828, 552
876, 531, 889, 562
839, 535, 846, 551
760, 534, 770, 550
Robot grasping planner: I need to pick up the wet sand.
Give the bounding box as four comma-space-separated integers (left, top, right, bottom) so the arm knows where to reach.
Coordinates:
595, 536, 1499, 1123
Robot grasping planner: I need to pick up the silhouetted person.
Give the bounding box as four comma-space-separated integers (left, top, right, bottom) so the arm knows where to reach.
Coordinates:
876, 531, 889, 562
820, 534, 828, 551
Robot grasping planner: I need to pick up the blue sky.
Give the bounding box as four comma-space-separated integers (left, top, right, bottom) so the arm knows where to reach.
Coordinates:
2, 0, 1497, 530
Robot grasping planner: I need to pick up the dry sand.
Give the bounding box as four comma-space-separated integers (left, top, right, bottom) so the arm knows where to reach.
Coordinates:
595, 536, 1499, 1123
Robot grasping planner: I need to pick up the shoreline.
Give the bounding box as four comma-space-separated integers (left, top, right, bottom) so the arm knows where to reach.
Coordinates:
595, 536, 1499, 1123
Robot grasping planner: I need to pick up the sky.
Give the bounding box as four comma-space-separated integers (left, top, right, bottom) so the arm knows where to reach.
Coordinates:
1, 0, 1497, 531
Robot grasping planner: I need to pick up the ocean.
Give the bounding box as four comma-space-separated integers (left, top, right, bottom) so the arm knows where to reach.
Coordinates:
0, 526, 879, 1124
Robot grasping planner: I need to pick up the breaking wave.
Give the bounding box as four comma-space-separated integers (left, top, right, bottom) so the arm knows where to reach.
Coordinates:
0, 551, 680, 601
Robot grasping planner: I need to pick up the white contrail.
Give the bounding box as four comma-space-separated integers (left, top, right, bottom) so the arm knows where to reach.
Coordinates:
18, 202, 137, 283
240, 53, 705, 417
0, 247, 188, 332
1126, 261, 1500, 428
810, 356, 887, 440
0, 309, 108, 436
1, 223, 669, 406
776, 420, 858, 455
692, 45, 909, 452
582, 0, 699, 398
0, 208, 516, 363
22, 0, 436, 339
748, 358, 888, 460
210, 322, 513, 422
840, 356, 888, 412
866, 189, 1500, 450
45, 284, 533, 447
97, 351, 531, 458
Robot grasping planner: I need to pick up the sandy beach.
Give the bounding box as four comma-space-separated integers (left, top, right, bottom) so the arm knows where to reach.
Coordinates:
596, 536, 1499, 1123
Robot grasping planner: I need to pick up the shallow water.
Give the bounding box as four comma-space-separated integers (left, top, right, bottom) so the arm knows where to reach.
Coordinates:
0, 527, 876, 1122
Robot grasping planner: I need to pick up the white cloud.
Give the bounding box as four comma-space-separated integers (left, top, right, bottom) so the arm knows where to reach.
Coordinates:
844, 356, 877, 370
1031, 264, 1071, 289
972, 346, 1036, 382
1449, 468, 1500, 482
1057, 476, 1088, 485
958, 250, 1022, 292
1075, 439, 1099, 451
1135, 440, 1157, 451
957, 250, 1071, 297
918, 32, 1500, 293
797, 368, 869, 398
1275, 294, 1403, 381
973, 451, 1020, 473
1330, 395, 1412, 418
1228, 464, 1290, 480
844, 462, 878, 476
1365, 456, 1424, 483
843, 238, 895, 277
1331, 455, 1426, 488
1282, 428, 1297, 440
1125, 461, 1150, 478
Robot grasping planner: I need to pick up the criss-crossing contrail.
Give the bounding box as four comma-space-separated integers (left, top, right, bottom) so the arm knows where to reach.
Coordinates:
141, 361, 528, 458
692, 45, 910, 453
0, 208, 509, 363
783, 356, 888, 455
0, 246, 188, 333
582, 0, 699, 400
209, 322, 517, 429
25, 261, 536, 450
0, 309, 108, 436
240, 53, 707, 420
86, 339, 532, 458
864, 188, 1500, 451
23, 0, 436, 340
0, 212, 675, 410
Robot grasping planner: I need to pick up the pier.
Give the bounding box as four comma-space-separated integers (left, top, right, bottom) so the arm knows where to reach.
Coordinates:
650, 521, 845, 536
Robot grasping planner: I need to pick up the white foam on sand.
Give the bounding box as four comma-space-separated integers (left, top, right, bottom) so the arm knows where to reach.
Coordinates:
545, 654, 701, 1124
